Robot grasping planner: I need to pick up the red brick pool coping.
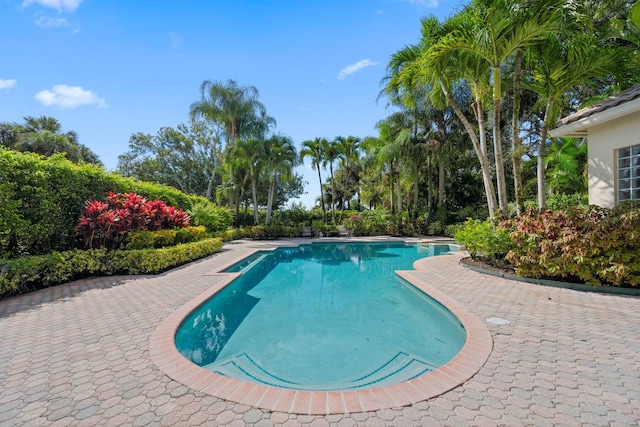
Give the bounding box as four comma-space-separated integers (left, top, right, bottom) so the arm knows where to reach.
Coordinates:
149, 246, 492, 415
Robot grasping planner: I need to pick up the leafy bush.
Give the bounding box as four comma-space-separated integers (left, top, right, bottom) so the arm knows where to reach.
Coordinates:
454, 219, 514, 260
188, 201, 232, 232
76, 192, 190, 249
503, 204, 640, 287
125, 226, 207, 249
546, 193, 588, 210
0, 149, 214, 257
0, 238, 223, 299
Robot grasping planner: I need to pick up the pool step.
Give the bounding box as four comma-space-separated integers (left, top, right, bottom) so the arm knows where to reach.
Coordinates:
238, 254, 269, 274
203, 351, 438, 391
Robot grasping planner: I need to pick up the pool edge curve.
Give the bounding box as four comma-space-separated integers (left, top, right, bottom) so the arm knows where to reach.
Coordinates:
149, 244, 493, 415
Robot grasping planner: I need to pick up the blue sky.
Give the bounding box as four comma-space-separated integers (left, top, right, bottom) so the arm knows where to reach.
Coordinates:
1, 0, 462, 207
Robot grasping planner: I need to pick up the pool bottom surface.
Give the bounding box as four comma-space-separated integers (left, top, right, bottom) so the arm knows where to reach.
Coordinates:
175, 243, 465, 391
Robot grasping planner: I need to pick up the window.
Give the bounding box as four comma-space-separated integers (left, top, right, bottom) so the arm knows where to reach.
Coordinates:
618, 144, 640, 202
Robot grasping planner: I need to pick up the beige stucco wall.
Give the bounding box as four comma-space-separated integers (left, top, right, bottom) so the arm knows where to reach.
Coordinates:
587, 109, 640, 208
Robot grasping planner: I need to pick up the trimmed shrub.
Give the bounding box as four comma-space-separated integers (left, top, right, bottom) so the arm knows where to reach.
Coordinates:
454, 219, 514, 260
125, 226, 207, 249
0, 238, 223, 299
503, 204, 640, 287
0, 149, 217, 257
188, 201, 233, 232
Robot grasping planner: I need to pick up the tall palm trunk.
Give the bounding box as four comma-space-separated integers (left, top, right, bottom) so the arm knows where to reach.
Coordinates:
492, 67, 509, 219
329, 162, 336, 223
266, 171, 277, 225
441, 80, 498, 223
316, 165, 326, 224
538, 100, 553, 212
250, 164, 259, 224
511, 50, 524, 215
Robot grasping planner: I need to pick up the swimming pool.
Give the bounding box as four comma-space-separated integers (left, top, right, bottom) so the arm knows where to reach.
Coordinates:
175, 242, 466, 391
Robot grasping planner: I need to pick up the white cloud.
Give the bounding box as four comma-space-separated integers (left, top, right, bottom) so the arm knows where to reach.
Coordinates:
35, 84, 107, 109
338, 59, 379, 80
0, 79, 17, 90
35, 15, 70, 28
22, 0, 83, 12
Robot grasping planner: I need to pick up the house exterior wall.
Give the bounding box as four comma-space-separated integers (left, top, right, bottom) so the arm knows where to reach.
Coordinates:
587, 110, 640, 208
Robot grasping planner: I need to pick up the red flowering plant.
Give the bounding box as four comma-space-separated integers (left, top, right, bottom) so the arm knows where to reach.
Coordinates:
76, 192, 190, 249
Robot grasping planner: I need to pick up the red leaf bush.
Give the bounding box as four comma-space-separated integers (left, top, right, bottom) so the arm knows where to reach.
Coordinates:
76, 192, 190, 249
502, 203, 640, 287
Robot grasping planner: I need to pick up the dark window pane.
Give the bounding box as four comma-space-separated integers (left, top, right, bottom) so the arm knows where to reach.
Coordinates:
620, 178, 631, 189
633, 189, 640, 200
620, 158, 631, 168
620, 168, 631, 179
620, 190, 631, 201
620, 147, 631, 157
633, 145, 640, 156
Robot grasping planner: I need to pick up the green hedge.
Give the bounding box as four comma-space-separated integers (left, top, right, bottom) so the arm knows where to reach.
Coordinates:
0, 149, 229, 258
125, 226, 208, 249
0, 238, 223, 299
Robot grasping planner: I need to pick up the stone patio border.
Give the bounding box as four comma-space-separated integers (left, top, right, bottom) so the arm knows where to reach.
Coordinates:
149, 242, 492, 415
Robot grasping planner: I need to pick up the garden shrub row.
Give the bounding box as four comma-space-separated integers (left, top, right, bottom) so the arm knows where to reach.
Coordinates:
0, 149, 231, 258
125, 226, 207, 249
0, 238, 223, 299
454, 203, 640, 288
503, 204, 640, 287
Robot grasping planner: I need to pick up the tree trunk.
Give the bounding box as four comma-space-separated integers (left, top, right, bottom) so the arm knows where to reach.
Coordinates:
438, 152, 445, 209
330, 162, 336, 224
413, 163, 419, 219
250, 164, 259, 225
395, 169, 402, 215
205, 175, 215, 201
317, 165, 326, 224
538, 101, 553, 212
511, 50, 524, 215
266, 171, 276, 225
441, 80, 498, 223
492, 67, 509, 218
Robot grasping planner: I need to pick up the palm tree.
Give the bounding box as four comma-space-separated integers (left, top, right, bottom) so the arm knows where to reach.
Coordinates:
334, 136, 361, 211
434, 0, 561, 217
189, 79, 275, 146
416, 15, 497, 224
260, 134, 297, 225
321, 138, 340, 223
235, 138, 262, 224
524, 34, 626, 210
5, 116, 100, 164
300, 138, 327, 223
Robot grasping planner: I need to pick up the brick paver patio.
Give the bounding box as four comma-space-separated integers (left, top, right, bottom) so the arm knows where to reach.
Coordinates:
1, 238, 639, 426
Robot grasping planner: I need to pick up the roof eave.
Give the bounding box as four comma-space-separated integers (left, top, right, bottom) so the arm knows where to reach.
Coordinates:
549, 97, 640, 138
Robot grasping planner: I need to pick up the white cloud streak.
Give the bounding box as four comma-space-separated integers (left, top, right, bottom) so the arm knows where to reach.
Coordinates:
0, 79, 17, 90
22, 0, 84, 12
337, 59, 378, 80
35, 15, 70, 28
35, 84, 107, 109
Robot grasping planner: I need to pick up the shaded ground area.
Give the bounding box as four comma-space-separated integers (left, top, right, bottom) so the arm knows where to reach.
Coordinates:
0, 238, 639, 426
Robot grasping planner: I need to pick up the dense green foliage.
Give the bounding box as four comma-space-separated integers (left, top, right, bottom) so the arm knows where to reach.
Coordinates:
0, 149, 228, 258
124, 226, 207, 249
188, 201, 233, 232
0, 116, 101, 165
0, 238, 223, 299
503, 204, 640, 287
454, 219, 514, 260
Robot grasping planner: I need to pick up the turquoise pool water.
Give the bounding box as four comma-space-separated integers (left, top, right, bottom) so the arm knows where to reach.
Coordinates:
175, 242, 466, 391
